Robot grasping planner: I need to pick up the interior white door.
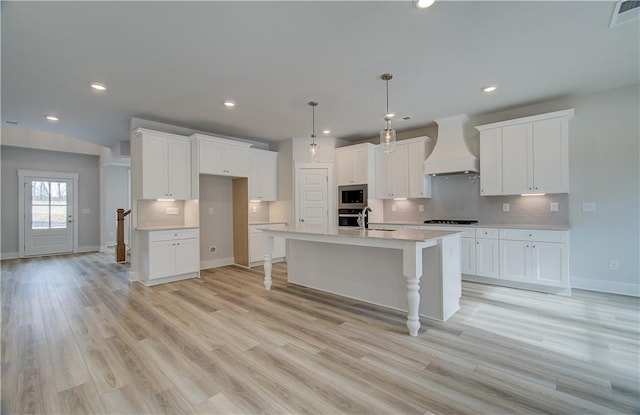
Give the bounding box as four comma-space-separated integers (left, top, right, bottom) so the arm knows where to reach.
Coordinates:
24, 177, 74, 256
297, 168, 328, 226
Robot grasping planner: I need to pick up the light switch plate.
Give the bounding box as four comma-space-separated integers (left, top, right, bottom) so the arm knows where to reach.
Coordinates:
81, 208, 91, 214
502, 203, 510, 212
252, 205, 257, 214
550, 202, 559, 212
582, 202, 596, 212
392, 205, 396, 212
208, 207, 214, 215
418, 204, 424, 212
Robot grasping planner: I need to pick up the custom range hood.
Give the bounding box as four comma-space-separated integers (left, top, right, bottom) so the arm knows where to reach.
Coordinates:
424, 114, 479, 175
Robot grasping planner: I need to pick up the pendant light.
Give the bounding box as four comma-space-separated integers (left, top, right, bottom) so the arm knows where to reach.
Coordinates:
380, 73, 396, 153
308, 101, 319, 158
380, 73, 397, 153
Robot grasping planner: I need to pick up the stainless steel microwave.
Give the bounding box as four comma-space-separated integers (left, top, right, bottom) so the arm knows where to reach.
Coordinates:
338, 184, 368, 209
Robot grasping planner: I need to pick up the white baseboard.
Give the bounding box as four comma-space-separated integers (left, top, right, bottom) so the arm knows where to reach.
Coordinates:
1, 252, 19, 260
571, 277, 640, 297
78, 245, 100, 253
200, 257, 235, 270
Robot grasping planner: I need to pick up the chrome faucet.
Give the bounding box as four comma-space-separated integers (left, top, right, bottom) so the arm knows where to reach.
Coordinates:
358, 206, 373, 229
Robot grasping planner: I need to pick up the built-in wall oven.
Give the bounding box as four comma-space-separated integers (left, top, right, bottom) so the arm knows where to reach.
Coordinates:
338, 184, 367, 227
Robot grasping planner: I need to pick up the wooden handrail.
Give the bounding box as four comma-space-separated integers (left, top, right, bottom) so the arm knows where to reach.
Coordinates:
116, 208, 131, 263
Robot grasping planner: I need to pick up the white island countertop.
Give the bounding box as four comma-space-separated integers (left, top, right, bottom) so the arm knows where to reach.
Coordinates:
257, 225, 460, 243
260, 225, 463, 336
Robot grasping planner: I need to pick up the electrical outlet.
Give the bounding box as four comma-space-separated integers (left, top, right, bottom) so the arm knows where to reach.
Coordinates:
609, 260, 619, 271
418, 204, 424, 212
252, 205, 257, 214
166, 207, 179, 215
582, 202, 596, 212
550, 202, 559, 212
208, 207, 214, 215
392, 205, 397, 212
502, 203, 510, 212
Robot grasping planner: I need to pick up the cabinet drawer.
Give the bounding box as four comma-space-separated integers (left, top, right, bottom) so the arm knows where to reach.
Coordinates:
475, 228, 499, 239
499, 229, 567, 243
148, 229, 199, 242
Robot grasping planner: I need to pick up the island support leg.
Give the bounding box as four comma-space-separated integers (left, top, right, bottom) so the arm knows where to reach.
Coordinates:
403, 243, 422, 336
263, 234, 274, 290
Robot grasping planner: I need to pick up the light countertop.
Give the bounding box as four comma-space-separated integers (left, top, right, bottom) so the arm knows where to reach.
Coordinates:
249, 221, 287, 226
259, 225, 461, 243
136, 225, 199, 231
369, 221, 570, 231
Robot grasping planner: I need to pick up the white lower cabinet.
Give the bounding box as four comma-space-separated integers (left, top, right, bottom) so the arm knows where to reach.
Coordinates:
249, 224, 286, 267
140, 228, 200, 285
373, 223, 569, 293
499, 229, 568, 287
475, 228, 500, 279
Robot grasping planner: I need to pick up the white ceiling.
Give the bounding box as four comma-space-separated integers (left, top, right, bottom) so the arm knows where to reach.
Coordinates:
2, 1, 638, 148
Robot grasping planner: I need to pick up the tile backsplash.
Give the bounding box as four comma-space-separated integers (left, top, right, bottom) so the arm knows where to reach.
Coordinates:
137, 200, 186, 227
249, 201, 270, 222
382, 173, 569, 225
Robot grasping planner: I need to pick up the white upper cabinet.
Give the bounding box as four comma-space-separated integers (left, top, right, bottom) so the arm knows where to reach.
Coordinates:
136, 129, 192, 200
476, 109, 573, 196
407, 139, 432, 199
248, 149, 278, 201
193, 134, 251, 177
335, 143, 376, 187
375, 137, 431, 200
478, 128, 502, 196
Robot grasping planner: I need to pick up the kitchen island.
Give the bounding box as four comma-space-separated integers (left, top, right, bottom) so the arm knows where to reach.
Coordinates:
260, 225, 462, 336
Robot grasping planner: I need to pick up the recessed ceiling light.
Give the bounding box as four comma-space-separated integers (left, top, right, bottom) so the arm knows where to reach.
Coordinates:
322, 129, 331, 134
90, 82, 107, 91
416, 0, 435, 9
223, 100, 236, 108
482, 85, 498, 93
45, 115, 59, 122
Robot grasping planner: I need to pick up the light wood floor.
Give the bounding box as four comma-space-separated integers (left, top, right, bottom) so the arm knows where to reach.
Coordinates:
1, 252, 638, 414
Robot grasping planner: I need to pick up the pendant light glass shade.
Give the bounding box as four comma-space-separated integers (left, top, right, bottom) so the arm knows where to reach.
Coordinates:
308, 101, 319, 159
380, 73, 396, 153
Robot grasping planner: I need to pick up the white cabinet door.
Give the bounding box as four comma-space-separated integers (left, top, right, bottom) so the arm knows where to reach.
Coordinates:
199, 139, 226, 175
225, 145, 249, 177
249, 150, 277, 201
531, 242, 566, 287
375, 148, 392, 199
141, 134, 169, 199
258, 151, 277, 201
174, 238, 199, 275
167, 138, 191, 200
148, 240, 176, 279
499, 240, 529, 282
475, 238, 500, 279
336, 150, 353, 186
389, 144, 409, 198
461, 237, 476, 275
532, 117, 568, 194
351, 147, 368, 185
479, 128, 502, 196
501, 123, 531, 195
408, 141, 431, 198
248, 151, 260, 200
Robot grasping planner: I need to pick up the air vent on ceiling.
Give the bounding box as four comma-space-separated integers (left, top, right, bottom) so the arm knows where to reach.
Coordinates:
400, 115, 413, 121
610, 0, 640, 28
5, 121, 19, 125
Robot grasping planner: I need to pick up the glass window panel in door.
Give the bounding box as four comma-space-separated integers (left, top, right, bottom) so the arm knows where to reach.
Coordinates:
50, 205, 67, 228
32, 205, 50, 229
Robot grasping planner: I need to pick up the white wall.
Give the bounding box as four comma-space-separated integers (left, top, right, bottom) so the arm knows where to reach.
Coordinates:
1, 146, 101, 257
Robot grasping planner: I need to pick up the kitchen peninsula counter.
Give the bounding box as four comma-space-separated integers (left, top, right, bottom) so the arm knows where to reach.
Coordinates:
259, 225, 462, 336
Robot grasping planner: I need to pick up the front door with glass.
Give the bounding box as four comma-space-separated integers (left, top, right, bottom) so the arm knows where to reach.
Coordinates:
24, 177, 74, 256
